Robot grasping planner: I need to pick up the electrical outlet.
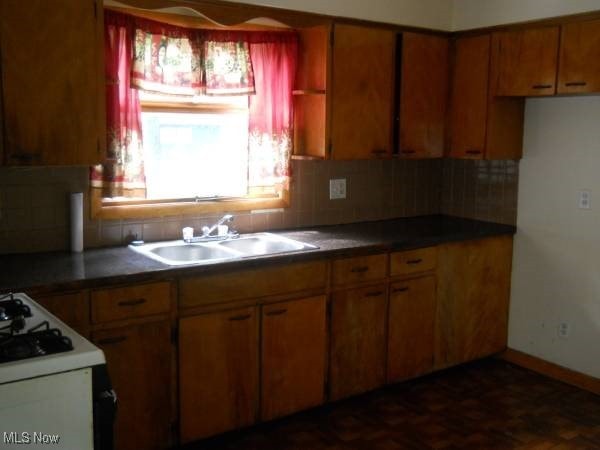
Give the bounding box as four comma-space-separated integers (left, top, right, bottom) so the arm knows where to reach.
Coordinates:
578, 190, 591, 209
558, 322, 570, 339
329, 178, 346, 200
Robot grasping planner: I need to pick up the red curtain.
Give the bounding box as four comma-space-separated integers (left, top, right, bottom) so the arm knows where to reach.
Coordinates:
91, 11, 146, 198
248, 35, 298, 192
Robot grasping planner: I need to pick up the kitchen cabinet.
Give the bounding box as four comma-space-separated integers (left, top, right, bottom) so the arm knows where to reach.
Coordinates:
558, 19, 600, 94
330, 23, 395, 159
330, 284, 388, 400
179, 307, 259, 443
491, 26, 560, 97
448, 34, 524, 160
398, 32, 448, 159
0, 0, 104, 165
93, 319, 173, 450
387, 275, 436, 382
435, 236, 513, 369
261, 296, 327, 421
35, 291, 90, 338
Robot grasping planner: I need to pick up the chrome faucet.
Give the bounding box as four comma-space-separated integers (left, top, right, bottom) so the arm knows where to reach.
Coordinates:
182, 214, 238, 243
201, 214, 234, 238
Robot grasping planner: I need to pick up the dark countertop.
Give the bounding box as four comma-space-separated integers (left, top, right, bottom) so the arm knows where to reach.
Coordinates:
0, 215, 515, 294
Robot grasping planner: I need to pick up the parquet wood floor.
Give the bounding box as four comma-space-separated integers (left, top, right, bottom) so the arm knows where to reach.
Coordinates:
181, 359, 600, 450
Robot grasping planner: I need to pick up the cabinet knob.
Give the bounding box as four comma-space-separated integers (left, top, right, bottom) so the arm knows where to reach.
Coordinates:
117, 298, 146, 307
406, 258, 423, 265
465, 150, 482, 155
364, 290, 384, 298
392, 287, 409, 293
228, 314, 251, 321
96, 336, 127, 346
265, 308, 287, 316
532, 84, 553, 90
350, 266, 369, 273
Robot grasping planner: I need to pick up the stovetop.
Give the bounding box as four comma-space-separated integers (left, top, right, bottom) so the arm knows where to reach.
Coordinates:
0, 293, 105, 385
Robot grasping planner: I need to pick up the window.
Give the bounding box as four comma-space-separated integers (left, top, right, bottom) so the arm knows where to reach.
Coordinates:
140, 93, 250, 200
91, 10, 298, 220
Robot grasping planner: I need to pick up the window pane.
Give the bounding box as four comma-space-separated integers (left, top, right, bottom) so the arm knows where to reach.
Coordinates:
141, 111, 249, 199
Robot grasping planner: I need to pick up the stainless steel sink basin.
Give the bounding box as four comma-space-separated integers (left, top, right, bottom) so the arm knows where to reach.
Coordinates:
218, 234, 310, 255
129, 233, 317, 266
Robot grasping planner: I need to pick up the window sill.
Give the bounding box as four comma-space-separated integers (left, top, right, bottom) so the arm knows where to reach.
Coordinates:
91, 189, 289, 220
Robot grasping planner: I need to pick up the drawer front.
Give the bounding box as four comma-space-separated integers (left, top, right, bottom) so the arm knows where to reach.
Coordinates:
390, 247, 437, 276
331, 254, 387, 287
179, 261, 327, 308
91, 282, 171, 324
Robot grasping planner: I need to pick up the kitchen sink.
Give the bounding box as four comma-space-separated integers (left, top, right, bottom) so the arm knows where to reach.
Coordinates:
130, 233, 318, 266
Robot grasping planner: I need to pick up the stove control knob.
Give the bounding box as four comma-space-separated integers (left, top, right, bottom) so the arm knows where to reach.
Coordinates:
11, 314, 26, 333
0, 307, 7, 321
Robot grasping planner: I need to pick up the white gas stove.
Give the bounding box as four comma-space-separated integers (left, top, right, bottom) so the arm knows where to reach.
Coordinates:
0, 292, 114, 450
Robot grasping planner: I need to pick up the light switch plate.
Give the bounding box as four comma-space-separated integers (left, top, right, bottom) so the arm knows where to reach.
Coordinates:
578, 190, 591, 209
329, 179, 346, 200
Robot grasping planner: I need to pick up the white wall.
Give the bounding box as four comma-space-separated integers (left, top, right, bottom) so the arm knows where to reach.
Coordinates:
223, 0, 454, 30
510, 97, 600, 378
453, 0, 600, 30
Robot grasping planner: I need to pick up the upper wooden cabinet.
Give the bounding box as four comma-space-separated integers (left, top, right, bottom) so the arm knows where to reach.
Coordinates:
398, 32, 448, 159
330, 24, 395, 160
448, 34, 524, 160
0, 0, 104, 166
491, 26, 560, 96
558, 19, 600, 94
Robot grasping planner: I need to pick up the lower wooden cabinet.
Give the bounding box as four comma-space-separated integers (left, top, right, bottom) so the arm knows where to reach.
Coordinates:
387, 276, 436, 382
261, 296, 327, 421
330, 284, 388, 400
35, 291, 90, 338
92, 319, 173, 450
179, 307, 259, 443
435, 236, 513, 369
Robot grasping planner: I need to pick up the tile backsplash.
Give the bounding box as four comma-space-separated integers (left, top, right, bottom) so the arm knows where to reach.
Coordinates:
0, 158, 518, 254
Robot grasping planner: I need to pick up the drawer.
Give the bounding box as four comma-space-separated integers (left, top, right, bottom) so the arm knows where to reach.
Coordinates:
331, 254, 387, 287
91, 282, 171, 324
179, 261, 327, 308
390, 247, 437, 276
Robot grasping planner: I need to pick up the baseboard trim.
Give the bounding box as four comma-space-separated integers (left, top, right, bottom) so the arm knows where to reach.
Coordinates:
500, 348, 600, 396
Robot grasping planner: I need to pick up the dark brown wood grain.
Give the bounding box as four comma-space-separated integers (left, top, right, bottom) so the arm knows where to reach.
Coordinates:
261, 296, 327, 421
179, 307, 259, 443
330, 284, 388, 400
399, 32, 449, 159
93, 319, 173, 450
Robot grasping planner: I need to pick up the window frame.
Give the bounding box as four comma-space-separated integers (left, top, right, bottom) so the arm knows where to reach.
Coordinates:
91, 97, 289, 220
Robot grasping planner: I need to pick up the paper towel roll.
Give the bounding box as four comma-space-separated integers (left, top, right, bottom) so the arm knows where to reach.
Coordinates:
70, 192, 84, 253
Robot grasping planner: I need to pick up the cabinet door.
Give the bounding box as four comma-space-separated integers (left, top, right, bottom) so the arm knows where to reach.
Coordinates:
179, 307, 258, 443
449, 35, 490, 159
387, 276, 436, 382
330, 284, 387, 400
492, 27, 559, 96
330, 24, 395, 160
261, 296, 326, 421
399, 32, 448, 159
35, 291, 90, 338
93, 320, 172, 450
0, 0, 103, 165
435, 236, 513, 369
558, 19, 600, 94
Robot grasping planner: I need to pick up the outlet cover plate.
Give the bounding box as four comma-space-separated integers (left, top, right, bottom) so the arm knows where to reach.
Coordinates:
578, 190, 591, 209
329, 179, 346, 200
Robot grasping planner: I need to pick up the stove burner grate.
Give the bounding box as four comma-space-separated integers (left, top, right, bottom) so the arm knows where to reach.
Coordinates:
0, 324, 74, 363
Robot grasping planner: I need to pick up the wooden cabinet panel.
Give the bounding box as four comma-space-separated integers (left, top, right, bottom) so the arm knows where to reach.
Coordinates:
91, 282, 171, 324
449, 34, 490, 159
330, 24, 395, 159
390, 247, 437, 277
387, 276, 436, 382
180, 261, 327, 308
179, 307, 259, 442
558, 19, 600, 94
330, 284, 387, 400
93, 320, 172, 450
261, 296, 326, 421
398, 32, 448, 159
331, 253, 387, 287
435, 236, 513, 370
449, 34, 525, 160
492, 27, 560, 97
0, 0, 103, 165
35, 291, 90, 338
